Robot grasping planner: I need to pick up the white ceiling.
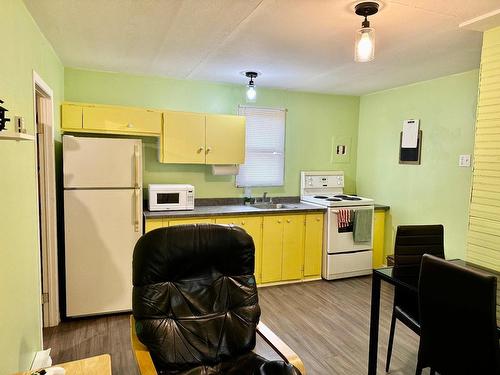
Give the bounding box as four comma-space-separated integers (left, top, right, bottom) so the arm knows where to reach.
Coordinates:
23, 0, 500, 95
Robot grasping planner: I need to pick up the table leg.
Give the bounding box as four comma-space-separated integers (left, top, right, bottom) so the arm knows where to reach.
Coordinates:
368, 272, 381, 375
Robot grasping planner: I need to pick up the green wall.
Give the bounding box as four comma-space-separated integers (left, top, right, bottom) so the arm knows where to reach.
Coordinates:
64, 68, 360, 197
356, 70, 479, 259
0, 0, 64, 373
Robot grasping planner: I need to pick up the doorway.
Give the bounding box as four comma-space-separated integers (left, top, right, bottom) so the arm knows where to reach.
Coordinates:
33, 71, 60, 328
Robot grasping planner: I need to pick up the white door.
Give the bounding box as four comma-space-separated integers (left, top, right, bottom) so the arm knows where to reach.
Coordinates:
63, 136, 142, 188
327, 206, 374, 254
64, 189, 142, 317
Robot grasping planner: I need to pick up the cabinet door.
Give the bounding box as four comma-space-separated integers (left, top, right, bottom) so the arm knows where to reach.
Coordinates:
205, 114, 245, 164
161, 111, 206, 164
167, 218, 214, 226
145, 218, 164, 233
62, 104, 83, 130
372, 210, 386, 269
304, 213, 324, 277
83, 106, 161, 135
282, 215, 305, 281
261, 216, 284, 283
215, 216, 263, 284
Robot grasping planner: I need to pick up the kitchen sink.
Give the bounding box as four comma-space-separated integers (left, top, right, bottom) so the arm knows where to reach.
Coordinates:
250, 202, 294, 209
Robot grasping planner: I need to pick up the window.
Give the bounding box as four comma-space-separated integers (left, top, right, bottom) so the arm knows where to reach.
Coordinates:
236, 106, 286, 187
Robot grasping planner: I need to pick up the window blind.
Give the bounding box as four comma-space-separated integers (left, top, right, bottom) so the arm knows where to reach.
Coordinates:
236, 106, 286, 187
467, 26, 500, 278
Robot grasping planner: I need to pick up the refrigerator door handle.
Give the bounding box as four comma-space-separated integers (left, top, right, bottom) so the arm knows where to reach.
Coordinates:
134, 188, 141, 232
134, 144, 141, 188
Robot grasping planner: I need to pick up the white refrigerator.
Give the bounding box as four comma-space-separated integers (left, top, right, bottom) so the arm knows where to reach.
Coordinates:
63, 135, 142, 317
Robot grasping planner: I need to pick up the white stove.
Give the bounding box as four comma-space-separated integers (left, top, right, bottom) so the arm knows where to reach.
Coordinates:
301, 194, 374, 207
300, 171, 374, 280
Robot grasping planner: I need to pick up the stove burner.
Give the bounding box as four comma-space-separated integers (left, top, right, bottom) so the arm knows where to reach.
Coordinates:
314, 195, 329, 199
343, 196, 362, 201
334, 195, 348, 198
326, 198, 342, 201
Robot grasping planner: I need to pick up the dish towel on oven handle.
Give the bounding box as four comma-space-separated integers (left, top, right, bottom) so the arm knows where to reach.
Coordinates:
353, 208, 373, 242
337, 208, 352, 228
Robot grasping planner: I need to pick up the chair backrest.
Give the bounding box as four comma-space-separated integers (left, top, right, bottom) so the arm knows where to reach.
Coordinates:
418, 254, 500, 374
394, 225, 444, 266
132, 224, 260, 372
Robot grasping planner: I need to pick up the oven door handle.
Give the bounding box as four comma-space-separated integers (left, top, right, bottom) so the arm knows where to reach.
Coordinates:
331, 210, 339, 214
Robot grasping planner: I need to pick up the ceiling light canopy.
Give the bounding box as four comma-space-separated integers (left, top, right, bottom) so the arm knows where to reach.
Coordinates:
245, 71, 258, 102
354, 2, 379, 63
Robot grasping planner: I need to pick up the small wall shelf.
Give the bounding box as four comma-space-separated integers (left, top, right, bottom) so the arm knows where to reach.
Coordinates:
0, 132, 35, 141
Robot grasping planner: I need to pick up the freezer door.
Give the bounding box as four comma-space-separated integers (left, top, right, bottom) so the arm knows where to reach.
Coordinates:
64, 189, 142, 317
63, 136, 142, 188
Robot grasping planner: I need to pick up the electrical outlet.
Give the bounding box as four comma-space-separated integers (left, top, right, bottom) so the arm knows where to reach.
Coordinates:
459, 154, 471, 167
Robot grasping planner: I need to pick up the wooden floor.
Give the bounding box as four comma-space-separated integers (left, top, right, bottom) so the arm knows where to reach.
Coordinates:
44, 276, 431, 374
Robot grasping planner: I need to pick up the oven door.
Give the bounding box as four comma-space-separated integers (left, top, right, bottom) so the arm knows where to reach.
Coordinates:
150, 190, 187, 211
327, 205, 374, 254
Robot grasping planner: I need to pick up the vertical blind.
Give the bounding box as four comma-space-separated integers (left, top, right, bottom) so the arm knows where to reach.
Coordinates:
236, 106, 286, 187
467, 26, 500, 324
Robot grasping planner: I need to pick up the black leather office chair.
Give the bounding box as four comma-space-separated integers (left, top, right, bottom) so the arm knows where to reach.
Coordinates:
131, 224, 304, 375
416, 254, 500, 375
386, 225, 444, 372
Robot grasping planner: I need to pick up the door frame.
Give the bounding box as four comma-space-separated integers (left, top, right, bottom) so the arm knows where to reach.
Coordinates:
33, 70, 60, 329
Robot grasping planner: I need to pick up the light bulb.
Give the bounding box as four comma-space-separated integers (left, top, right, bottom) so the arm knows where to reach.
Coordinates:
355, 27, 375, 62
246, 85, 257, 102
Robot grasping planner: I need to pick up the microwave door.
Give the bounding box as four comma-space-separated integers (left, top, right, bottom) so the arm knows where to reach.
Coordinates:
157, 192, 180, 205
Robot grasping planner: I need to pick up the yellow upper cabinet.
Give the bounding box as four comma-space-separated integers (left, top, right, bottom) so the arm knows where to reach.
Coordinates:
61, 103, 162, 136
161, 111, 206, 164
160, 112, 246, 165
83, 105, 161, 135
62, 104, 83, 130
205, 115, 246, 165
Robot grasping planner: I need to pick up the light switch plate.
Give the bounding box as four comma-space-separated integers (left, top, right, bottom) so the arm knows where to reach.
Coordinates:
459, 154, 471, 167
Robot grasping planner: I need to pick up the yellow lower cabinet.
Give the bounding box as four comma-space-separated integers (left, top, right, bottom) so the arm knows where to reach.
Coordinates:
167, 218, 214, 226
261, 216, 284, 283
144, 218, 164, 233
281, 215, 305, 281
303, 213, 324, 278
372, 210, 386, 269
215, 216, 263, 284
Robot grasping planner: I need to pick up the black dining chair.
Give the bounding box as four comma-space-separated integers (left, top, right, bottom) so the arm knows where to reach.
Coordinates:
386, 225, 444, 372
416, 254, 500, 375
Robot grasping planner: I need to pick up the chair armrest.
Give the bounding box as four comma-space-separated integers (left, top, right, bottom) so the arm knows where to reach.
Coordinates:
130, 316, 158, 375
256, 322, 306, 375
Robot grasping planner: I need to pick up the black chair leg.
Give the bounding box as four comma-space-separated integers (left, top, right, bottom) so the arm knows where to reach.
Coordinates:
415, 362, 423, 375
430, 369, 436, 375
386, 310, 397, 372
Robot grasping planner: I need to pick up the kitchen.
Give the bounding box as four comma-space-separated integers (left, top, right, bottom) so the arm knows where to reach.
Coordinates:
2, 1, 500, 375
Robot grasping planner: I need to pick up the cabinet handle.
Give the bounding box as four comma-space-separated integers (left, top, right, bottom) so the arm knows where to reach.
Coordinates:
278, 219, 282, 223
127, 123, 134, 128
206, 147, 212, 154
197, 146, 204, 153
287, 219, 291, 223
316, 217, 321, 222
241, 221, 245, 225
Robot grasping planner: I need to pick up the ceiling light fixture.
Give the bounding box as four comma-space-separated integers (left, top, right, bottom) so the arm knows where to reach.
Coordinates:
354, 2, 379, 63
245, 72, 258, 102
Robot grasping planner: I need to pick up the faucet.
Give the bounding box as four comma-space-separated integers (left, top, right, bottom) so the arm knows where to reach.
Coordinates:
262, 192, 268, 203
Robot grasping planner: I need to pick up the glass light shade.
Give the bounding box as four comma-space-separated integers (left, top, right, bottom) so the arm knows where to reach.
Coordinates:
355, 27, 375, 62
246, 84, 257, 102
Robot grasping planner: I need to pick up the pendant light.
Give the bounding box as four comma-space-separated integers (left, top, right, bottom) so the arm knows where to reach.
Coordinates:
354, 2, 379, 62
245, 72, 258, 102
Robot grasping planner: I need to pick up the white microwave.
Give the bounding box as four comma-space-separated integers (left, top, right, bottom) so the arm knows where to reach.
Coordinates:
148, 184, 195, 211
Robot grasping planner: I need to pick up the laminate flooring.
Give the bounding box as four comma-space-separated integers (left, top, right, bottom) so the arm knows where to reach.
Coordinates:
44, 276, 430, 374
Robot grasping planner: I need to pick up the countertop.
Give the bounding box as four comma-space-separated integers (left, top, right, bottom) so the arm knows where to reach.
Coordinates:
144, 202, 327, 219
